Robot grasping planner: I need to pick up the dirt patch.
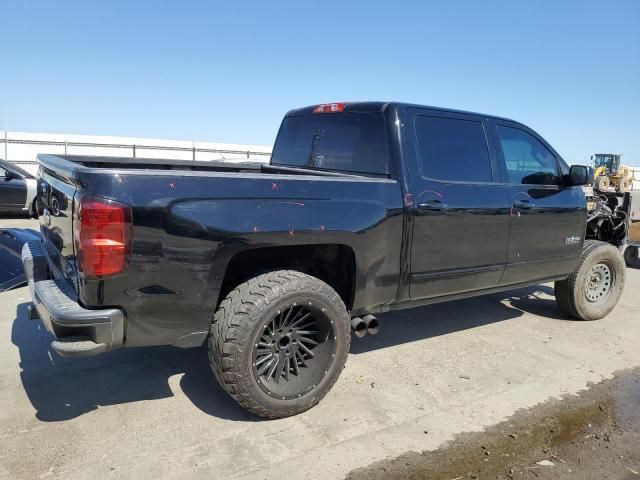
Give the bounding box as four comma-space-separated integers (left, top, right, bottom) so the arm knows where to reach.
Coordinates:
346, 368, 640, 480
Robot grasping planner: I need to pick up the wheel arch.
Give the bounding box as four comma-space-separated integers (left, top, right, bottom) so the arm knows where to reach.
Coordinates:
217, 243, 357, 311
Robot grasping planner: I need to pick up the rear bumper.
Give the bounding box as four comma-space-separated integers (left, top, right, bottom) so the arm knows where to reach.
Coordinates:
21, 241, 124, 357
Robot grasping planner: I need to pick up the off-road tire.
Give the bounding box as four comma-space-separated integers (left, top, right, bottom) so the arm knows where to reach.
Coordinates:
595, 175, 610, 192
208, 270, 351, 419
554, 240, 625, 320
618, 178, 632, 194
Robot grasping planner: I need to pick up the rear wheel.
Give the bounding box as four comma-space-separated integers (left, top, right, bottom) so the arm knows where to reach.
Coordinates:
554, 240, 626, 320
29, 199, 38, 218
624, 245, 639, 267
618, 178, 632, 193
208, 270, 350, 419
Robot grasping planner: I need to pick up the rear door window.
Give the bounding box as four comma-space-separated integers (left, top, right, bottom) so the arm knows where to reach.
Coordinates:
271, 113, 390, 175
496, 125, 560, 185
414, 115, 493, 183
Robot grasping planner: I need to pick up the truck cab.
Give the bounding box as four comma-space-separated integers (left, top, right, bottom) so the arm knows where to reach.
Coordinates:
395, 106, 585, 303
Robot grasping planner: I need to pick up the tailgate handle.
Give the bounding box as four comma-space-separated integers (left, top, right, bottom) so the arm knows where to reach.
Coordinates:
417, 200, 448, 210
513, 200, 535, 210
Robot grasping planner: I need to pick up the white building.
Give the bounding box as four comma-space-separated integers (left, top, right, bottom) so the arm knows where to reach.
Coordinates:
1, 131, 272, 176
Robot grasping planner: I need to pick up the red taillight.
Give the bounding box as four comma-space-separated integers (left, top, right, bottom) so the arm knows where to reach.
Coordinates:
73, 196, 132, 278
312, 103, 346, 113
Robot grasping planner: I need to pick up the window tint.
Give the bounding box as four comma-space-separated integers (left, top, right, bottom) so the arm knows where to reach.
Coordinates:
496, 125, 559, 185
415, 116, 492, 182
271, 113, 389, 175
1, 160, 32, 179
6, 162, 32, 178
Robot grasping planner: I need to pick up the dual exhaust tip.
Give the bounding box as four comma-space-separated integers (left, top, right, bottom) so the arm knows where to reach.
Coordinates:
350, 314, 379, 338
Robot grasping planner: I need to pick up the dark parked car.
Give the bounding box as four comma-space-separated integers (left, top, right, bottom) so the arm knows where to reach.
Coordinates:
0, 159, 38, 216
21, 102, 625, 418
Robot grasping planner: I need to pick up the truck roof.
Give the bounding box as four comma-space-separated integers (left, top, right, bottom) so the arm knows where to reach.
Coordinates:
285, 101, 522, 125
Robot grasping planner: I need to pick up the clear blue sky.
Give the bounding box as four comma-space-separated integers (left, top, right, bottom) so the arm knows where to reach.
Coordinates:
1, 0, 638, 165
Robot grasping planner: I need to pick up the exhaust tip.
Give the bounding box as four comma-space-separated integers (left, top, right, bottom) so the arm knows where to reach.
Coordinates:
350, 317, 368, 338
363, 314, 380, 335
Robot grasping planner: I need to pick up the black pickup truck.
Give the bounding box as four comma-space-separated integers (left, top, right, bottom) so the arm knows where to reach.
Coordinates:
22, 102, 626, 418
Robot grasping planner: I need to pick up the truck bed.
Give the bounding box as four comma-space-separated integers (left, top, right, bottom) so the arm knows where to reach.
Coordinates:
35, 153, 404, 349
40, 154, 376, 178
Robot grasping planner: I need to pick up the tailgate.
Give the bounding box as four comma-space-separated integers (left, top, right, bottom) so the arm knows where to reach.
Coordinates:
38, 167, 79, 293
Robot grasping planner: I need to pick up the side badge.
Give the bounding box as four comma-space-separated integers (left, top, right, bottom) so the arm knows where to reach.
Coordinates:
565, 236, 581, 245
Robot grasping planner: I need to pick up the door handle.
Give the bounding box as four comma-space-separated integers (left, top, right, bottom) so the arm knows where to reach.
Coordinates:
513, 200, 535, 210
417, 200, 448, 210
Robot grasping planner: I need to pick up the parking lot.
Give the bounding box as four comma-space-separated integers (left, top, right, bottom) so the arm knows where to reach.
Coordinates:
1, 216, 639, 480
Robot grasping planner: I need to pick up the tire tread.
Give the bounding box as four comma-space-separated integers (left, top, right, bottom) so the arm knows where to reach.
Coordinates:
208, 270, 350, 418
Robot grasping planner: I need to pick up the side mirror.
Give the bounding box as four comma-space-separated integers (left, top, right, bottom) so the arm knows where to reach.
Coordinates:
4, 170, 18, 181
568, 164, 593, 187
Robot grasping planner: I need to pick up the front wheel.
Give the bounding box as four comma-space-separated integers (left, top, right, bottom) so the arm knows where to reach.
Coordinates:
208, 270, 351, 419
554, 240, 626, 320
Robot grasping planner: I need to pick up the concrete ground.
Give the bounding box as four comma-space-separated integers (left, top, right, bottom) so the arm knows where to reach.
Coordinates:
348, 368, 640, 479
0, 216, 639, 480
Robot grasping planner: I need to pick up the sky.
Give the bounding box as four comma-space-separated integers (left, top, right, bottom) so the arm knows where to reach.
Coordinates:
1, 0, 639, 165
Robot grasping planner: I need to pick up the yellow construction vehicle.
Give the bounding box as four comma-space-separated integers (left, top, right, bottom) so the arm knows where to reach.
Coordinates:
592, 153, 635, 193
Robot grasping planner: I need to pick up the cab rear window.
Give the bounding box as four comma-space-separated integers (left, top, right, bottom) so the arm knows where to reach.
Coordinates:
270, 113, 390, 176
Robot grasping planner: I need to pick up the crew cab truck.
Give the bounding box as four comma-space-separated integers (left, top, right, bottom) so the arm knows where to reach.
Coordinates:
22, 102, 626, 418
